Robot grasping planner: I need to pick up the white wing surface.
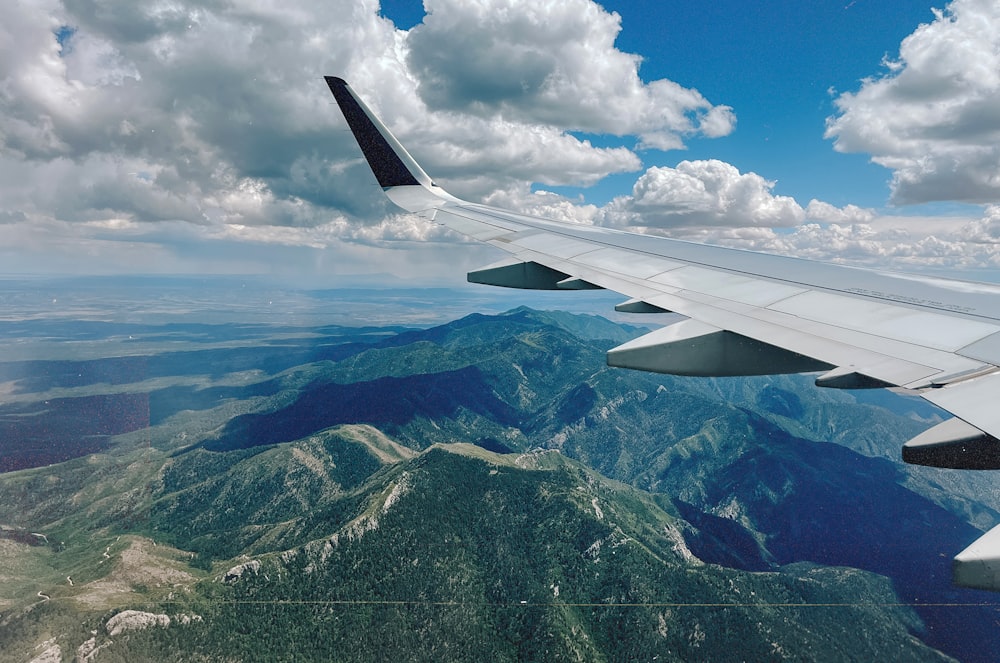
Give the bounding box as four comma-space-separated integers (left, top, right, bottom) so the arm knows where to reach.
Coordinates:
326, 76, 1000, 590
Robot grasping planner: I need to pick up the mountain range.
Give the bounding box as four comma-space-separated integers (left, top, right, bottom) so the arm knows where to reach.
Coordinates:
2, 303, 999, 661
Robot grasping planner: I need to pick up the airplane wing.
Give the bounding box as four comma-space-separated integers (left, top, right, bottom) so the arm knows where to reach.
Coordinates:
325, 76, 1000, 591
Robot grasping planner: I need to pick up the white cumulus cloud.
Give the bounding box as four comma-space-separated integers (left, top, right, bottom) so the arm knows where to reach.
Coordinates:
0, 0, 741, 277
826, 0, 1000, 204
0, 0, 722, 247
406, 0, 735, 150
595, 160, 808, 229
4, 0, 998, 280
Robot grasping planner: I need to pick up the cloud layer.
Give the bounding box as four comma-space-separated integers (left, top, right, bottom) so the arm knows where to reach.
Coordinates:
1, 0, 1000, 279
407, 0, 735, 150
493, 172, 1000, 275
826, 0, 1000, 204
0, 1, 730, 224
596, 160, 807, 229
0, 0, 743, 277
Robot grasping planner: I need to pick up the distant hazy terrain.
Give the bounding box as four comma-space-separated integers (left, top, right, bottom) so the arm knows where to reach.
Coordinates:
1, 277, 998, 662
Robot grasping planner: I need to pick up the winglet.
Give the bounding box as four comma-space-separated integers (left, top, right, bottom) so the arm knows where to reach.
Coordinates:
325, 76, 434, 190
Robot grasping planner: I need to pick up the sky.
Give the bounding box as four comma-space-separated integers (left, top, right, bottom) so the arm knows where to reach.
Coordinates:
3, 0, 1000, 285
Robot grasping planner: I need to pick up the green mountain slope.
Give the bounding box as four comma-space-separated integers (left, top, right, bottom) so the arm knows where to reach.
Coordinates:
2, 306, 997, 661
51, 442, 948, 662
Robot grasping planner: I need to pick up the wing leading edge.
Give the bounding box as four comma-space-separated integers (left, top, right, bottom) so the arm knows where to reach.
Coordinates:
325, 76, 1000, 590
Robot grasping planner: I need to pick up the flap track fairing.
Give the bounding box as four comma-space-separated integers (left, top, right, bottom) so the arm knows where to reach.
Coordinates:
815, 366, 895, 390
954, 524, 1000, 591
467, 259, 570, 290
557, 277, 603, 290
614, 298, 672, 314
606, 319, 833, 377
902, 417, 1000, 469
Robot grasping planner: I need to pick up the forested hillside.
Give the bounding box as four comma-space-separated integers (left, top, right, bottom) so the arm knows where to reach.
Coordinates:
2, 306, 997, 661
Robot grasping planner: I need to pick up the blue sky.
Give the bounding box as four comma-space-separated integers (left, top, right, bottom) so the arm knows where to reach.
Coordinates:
2, 0, 1000, 282
601, 0, 934, 208
382, 0, 945, 209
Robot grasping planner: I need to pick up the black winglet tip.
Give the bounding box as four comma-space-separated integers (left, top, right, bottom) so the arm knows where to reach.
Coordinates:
325, 76, 347, 88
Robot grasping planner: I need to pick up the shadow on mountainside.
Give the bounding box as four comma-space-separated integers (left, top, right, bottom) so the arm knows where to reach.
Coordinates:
692, 412, 1000, 662
203, 366, 518, 452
